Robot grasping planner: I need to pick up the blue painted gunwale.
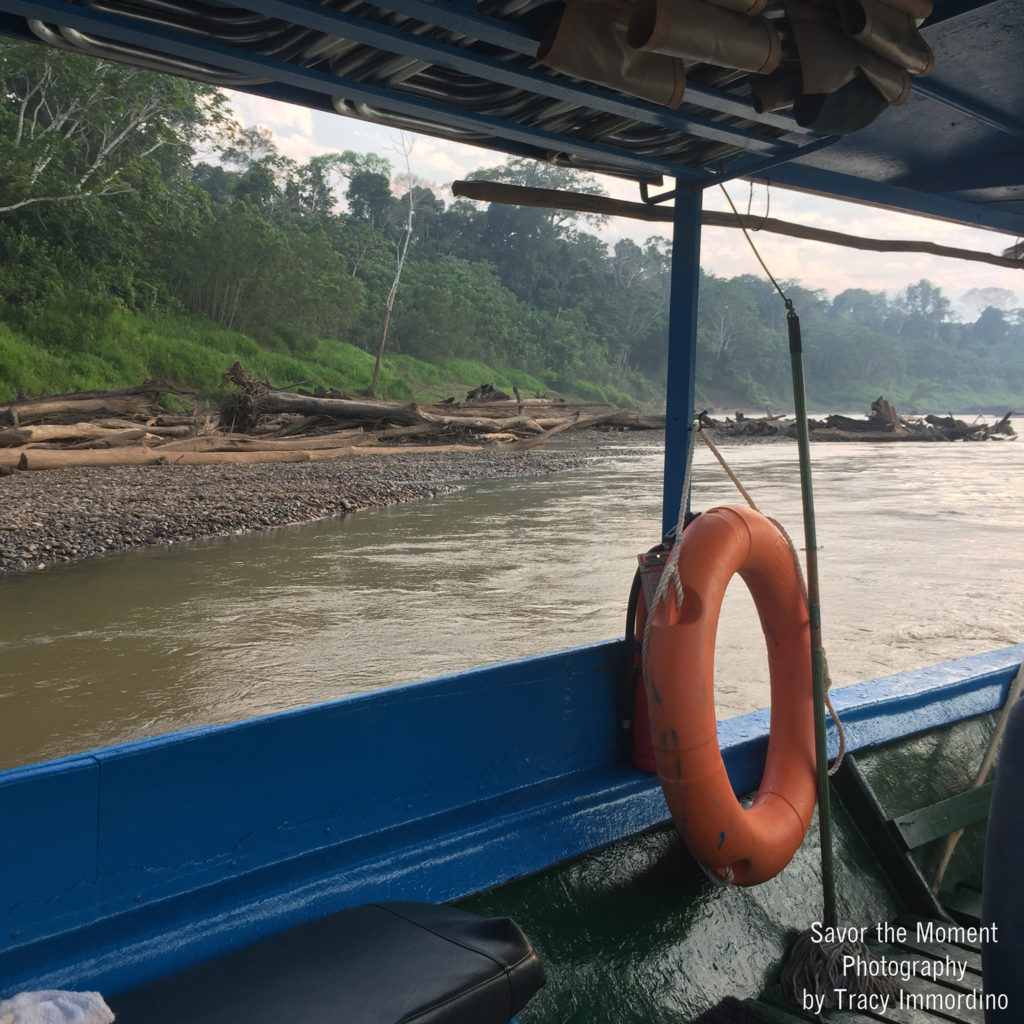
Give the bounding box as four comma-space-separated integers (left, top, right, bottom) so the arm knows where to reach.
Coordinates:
2, 639, 1021, 999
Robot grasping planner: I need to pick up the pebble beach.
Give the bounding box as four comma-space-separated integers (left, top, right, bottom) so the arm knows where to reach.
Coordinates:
0, 446, 597, 574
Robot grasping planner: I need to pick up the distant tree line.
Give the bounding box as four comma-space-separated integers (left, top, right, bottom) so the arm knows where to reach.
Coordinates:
1, 39, 1021, 409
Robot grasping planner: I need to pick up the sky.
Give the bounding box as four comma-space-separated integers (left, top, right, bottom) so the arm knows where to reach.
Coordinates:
226, 92, 1023, 319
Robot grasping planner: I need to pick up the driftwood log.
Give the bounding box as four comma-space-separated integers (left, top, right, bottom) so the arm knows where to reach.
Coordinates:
0, 382, 196, 427
0, 423, 154, 447
0, 442, 487, 471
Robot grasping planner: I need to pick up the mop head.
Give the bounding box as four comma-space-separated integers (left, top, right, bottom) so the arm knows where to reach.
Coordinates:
780, 928, 901, 1010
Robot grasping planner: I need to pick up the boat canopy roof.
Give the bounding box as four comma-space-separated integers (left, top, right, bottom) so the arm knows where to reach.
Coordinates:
0, 0, 1021, 235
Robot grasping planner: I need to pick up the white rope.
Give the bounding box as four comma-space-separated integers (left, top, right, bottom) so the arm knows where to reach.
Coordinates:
698, 427, 758, 509
640, 421, 698, 703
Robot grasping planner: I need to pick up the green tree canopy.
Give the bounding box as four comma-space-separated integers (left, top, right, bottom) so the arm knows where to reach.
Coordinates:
0, 39, 230, 217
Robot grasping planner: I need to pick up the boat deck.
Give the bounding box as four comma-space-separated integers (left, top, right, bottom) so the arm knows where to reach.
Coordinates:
457, 713, 1005, 1024
732, 745, 995, 1024
104, 857, 990, 1024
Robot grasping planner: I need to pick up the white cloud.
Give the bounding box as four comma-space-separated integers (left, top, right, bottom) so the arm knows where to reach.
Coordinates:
225, 93, 331, 164
418, 145, 474, 178
228, 93, 313, 135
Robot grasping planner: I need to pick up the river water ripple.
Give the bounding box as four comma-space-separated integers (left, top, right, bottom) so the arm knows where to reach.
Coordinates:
1, 440, 1021, 770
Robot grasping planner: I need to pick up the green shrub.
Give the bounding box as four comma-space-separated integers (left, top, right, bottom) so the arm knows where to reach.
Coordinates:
502, 369, 550, 397
388, 354, 441, 388
440, 358, 501, 386
260, 323, 321, 356
376, 376, 414, 401
609, 390, 637, 407
0, 324, 70, 398
318, 341, 376, 390
563, 380, 608, 403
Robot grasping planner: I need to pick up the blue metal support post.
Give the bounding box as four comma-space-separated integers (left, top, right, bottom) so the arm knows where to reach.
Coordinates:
661, 187, 702, 536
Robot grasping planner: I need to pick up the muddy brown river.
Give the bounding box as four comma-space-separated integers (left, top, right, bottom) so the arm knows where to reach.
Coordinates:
1, 440, 1021, 769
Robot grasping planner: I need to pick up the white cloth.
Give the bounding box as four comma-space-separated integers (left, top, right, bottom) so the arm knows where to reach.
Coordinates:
0, 991, 113, 1024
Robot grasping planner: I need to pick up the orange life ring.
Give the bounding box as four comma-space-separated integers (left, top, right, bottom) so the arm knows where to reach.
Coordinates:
644, 504, 816, 885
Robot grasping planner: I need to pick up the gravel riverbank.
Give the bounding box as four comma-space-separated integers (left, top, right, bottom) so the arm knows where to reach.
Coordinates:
0, 446, 602, 574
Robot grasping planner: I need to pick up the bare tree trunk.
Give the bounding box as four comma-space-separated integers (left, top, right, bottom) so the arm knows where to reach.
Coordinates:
370, 137, 416, 398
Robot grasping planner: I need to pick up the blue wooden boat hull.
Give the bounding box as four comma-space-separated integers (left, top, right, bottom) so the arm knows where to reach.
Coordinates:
3, 640, 1021, 1000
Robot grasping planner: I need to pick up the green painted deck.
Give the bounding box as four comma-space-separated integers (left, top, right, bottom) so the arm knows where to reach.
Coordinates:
460, 713, 1001, 1023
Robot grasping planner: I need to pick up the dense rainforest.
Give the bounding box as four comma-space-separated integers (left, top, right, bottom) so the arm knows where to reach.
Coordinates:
1, 39, 1021, 412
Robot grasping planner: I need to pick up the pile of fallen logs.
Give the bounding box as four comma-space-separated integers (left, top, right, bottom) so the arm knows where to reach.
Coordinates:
810, 396, 1016, 442
0, 381, 192, 429
216, 362, 628, 448
217, 362, 665, 444
0, 366, 659, 473
703, 396, 1016, 442
0, 382, 209, 472
5, 376, 1009, 474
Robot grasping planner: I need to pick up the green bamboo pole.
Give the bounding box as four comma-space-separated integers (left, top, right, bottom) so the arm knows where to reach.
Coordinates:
780, 308, 899, 1009
787, 306, 837, 926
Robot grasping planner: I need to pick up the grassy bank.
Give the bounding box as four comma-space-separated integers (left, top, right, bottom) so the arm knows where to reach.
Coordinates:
2, 304, 1018, 416
0, 306, 643, 408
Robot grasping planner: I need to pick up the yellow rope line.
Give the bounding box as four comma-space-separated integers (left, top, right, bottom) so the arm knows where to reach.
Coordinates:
698, 427, 759, 508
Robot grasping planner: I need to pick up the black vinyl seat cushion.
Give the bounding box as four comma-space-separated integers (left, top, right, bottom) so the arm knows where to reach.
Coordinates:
109, 901, 546, 1024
